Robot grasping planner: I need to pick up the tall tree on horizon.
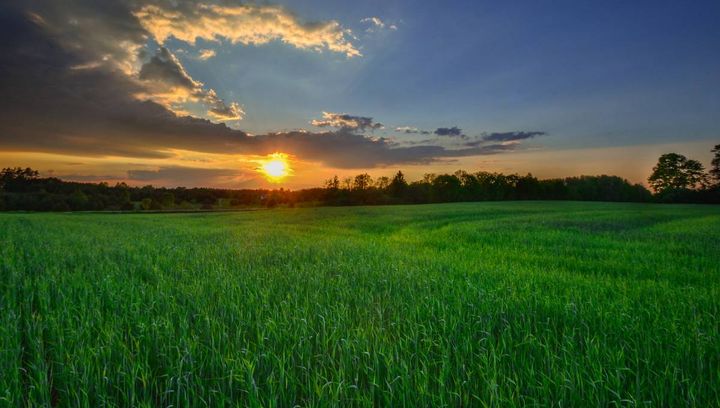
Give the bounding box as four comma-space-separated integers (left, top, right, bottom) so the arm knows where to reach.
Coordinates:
352, 173, 372, 191
388, 171, 408, 197
648, 153, 707, 193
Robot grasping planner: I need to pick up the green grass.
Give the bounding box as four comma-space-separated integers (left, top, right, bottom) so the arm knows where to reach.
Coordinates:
1, 202, 719, 407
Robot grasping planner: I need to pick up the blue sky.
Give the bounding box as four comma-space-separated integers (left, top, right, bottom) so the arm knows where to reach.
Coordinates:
1, 0, 719, 187
179, 0, 720, 146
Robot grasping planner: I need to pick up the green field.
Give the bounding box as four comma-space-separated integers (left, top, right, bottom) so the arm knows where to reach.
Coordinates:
1, 202, 719, 407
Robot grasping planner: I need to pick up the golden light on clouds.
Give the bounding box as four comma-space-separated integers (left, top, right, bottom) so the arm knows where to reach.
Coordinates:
259, 152, 291, 182
133, 4, 360, 58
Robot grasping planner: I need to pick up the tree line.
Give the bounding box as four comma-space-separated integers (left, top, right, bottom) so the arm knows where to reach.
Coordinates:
1, 144, 718, 211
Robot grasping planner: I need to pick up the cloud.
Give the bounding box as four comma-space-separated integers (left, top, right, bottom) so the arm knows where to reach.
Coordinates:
482, 131, 546, 142
361, 17, 385, 28
14, 2, 147, 75
434, 127, 464, 137
0, 11, 244, 157
0, 8, 543, 171
138, 47, 243, 121
361, 17, 398, 33
57, 174, 126, 182
395, 126, 430, 134
127, 166, 250, 187
139, 47, 201, 90
134, 3, 360, 58
251, 130, 519, 168
206, 97, 243, 121
197, 49, 216, 60
311, 112, 384, 132
12, 0, 359, 125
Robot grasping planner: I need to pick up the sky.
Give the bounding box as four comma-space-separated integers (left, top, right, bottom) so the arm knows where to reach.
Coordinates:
1, 0, 718, 188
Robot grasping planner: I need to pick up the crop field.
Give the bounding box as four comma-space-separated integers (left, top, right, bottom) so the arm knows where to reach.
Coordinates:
1, 202, 719, 407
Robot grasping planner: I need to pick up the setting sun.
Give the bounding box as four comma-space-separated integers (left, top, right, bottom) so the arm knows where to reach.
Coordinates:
259, 153, 290, 182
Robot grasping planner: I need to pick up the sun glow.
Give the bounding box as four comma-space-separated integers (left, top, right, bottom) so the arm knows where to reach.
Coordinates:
259, 153, 290, 182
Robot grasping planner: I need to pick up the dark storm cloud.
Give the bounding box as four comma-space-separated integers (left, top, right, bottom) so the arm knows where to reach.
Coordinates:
482, 131, 546, 142
0, 5, 544, 169
14, 0, 146, 72
434, 127, 464, 137
0, 8, 248, 156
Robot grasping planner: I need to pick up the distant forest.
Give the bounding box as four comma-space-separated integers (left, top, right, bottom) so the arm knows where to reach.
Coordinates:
2, 145, 719, 211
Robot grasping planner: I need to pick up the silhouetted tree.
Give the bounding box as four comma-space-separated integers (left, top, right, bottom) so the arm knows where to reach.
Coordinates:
431, 174, 462, 202
0, 167, 39, 192
474, 172, 513, 200
648, 153, 707, 193
422, 173, 437, 184
454, 171, 478, 200
388, 171, 408, 198
325, 175, 340, 190
711, 144, 720, 187
375, 176, 390, 190
516, 174, 540, 200
353, 173, 372, 191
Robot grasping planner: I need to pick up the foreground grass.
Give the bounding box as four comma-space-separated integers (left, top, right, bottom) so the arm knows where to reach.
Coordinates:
1, 202, 719, 407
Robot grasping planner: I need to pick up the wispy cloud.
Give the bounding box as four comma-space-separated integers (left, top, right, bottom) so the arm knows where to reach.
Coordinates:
481, 131, 546, 142
197, 49, 216, 60
361, 17, 398, 33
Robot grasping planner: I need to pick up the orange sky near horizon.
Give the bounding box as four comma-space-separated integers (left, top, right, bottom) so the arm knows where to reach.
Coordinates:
2, 139, 716, 190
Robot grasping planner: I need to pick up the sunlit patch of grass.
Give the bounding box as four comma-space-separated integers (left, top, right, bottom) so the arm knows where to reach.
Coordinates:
1, 202, 719, 406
